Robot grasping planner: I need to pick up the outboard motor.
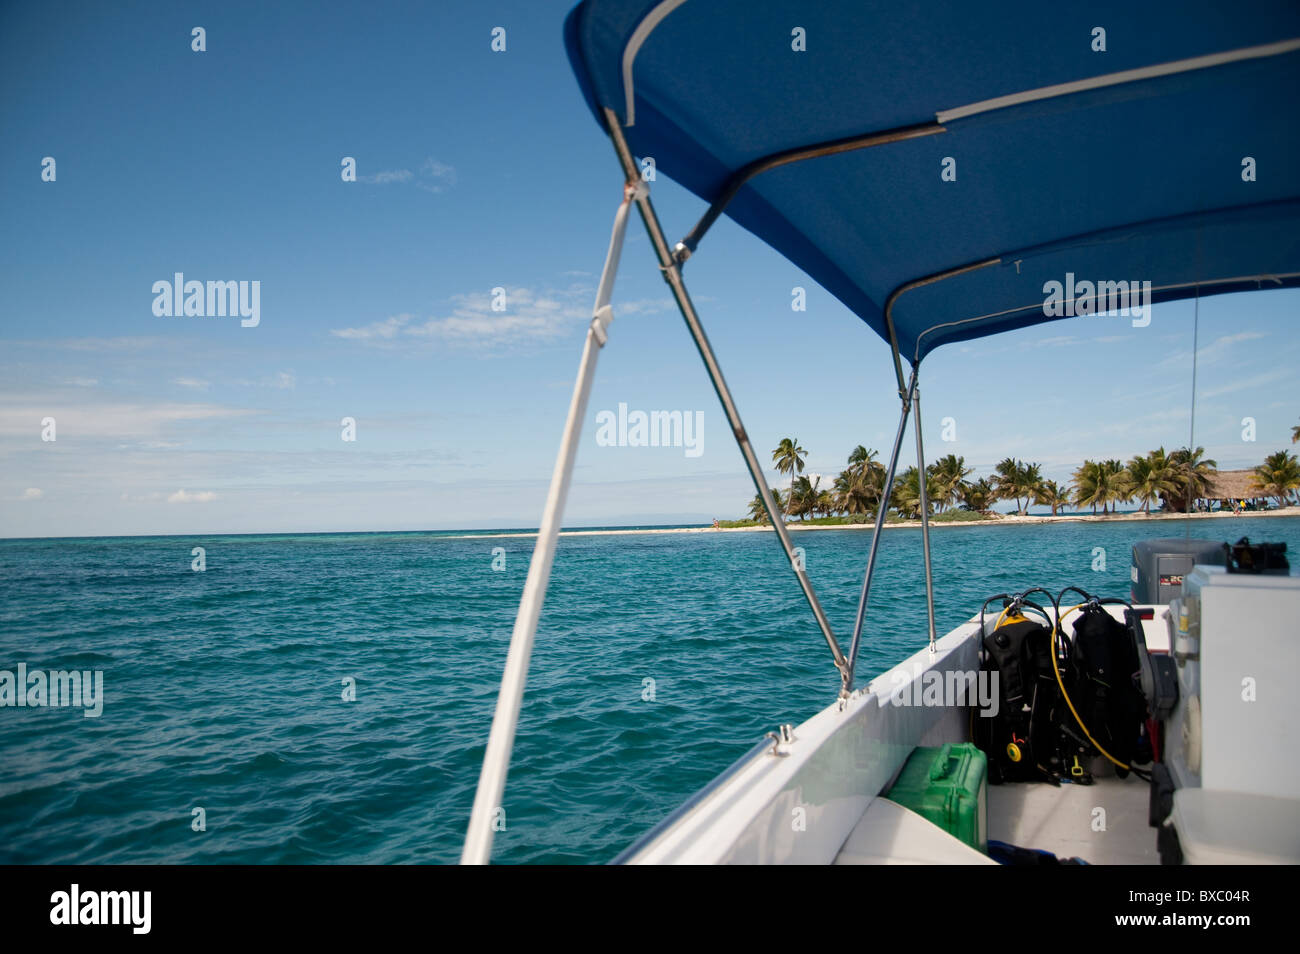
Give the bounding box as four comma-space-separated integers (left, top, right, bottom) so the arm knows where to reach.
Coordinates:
1130, 538, 1225, 605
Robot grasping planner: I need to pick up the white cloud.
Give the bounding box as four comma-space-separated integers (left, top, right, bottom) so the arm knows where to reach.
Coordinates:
361, 169, 414, 185
1210, 331, 1268, 347
1159, 330, 1267, 368
330, 314, 413, 341
613, 298, 675, 317
51, 336, 174, 353
406, 287, 584, 345
225, 372, 302, 390
173, 377, 211, 390
167, 489, 217, 504
417, 158, 457, 193
66, 377, 98, 387
422, 158, 455, 179
361, 158, 456, 193
1198, 367, 1294, 400
1006, 330, 1133, 352
1026, 335, 1079, 349
21, 487, 43, 500
330, 287, 672, 350
0, 401, 255, 439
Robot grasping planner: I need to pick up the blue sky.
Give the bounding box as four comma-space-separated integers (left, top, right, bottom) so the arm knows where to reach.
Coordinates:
2, 1, 1298, 538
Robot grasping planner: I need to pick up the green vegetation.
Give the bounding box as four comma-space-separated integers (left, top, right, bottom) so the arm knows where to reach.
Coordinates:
770, 438, 807, 517
992, 458, 1043, 515
1122, 448, 1180, 513
1035, 479, 1070, 517
1072, 458, 1128, 514
1163, 446, 1218, 512
1254, 450, 1300, 507
730, 437, 1300, 523
716, 509, 993, 529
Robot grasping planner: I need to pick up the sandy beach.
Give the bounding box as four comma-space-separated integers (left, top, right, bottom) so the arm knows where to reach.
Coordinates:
453, 506, 1300, 540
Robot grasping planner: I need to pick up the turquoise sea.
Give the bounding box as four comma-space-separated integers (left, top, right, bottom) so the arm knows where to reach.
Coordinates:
1, 516, 1296, 864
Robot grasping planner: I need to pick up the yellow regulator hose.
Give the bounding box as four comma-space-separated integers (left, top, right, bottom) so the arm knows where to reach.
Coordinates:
1051, 604, 1132, 772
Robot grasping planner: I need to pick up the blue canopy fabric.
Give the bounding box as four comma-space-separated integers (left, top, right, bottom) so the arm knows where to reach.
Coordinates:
564, 1, 1300, 364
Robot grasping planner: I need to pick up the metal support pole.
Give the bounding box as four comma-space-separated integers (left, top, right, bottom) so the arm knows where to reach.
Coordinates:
602, 108, 850, 691
461, 182, 641, 865
912, 380, 938, 653
677, 121, 945, 262
461, 329, 600, 866
845, 377, 912, 687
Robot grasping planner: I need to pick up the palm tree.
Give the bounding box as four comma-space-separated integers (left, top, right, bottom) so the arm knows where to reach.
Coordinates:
788, 474, 823, 521
1021, 462, 1044, 510
1292, 419, 1300, 444
1164, 446, 1218, 511
1076, 459, 1127, 514
891, 466, 942, 518
1035, 479, 1070, 516
835, 469, 879, 516
961, 477, 995, 513
771, 438, 806, 516
846, 445, 878, 477
1253, 450, 1300, 507
848, 445, 886, 496
816, 488, 836, 518
746, 493, 769, 524
832, 470, 852, 513
1072, 460, 1104, 514
832, 445, 887, 516
930, 454, 973, 513
788, 475, 807, 520
991, 458, 1018, 511
992, 458, 1043, 514
891, 466, 923, 518
1097, 459, 1129, 513
1123, 448, 1180, 513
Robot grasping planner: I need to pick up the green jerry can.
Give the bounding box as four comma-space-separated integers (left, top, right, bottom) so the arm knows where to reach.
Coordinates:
884, 743, 988, 852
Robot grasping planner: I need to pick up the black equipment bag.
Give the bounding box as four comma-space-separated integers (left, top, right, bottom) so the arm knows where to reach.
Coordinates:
1067, 604, 1146, 777
976, 617, 1061, 783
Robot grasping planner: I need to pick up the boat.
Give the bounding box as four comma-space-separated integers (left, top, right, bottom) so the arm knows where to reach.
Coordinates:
461, 0, 1300, 865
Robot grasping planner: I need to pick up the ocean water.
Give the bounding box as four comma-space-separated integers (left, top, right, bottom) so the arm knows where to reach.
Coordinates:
1, 516, 1296, 864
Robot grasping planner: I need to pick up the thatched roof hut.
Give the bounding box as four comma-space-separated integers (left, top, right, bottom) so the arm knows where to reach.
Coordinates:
1206, 469, 1265, 501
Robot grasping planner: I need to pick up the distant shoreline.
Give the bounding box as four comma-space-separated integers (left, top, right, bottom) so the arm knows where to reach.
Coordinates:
456, 507, 1300, 540
4, 507, 1295, 543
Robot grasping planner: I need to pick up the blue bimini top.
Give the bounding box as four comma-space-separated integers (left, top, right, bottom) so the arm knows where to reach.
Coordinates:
564, 1, 1300, 364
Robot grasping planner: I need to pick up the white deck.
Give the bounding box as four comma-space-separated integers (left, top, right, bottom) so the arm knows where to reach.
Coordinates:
987, 771, 1157, 864
829, 761, 1158, 865
833, 797, 997, 865
620, 606, 1177, 864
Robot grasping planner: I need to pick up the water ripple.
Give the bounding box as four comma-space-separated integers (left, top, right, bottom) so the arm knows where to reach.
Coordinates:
1, 518, 1294, 863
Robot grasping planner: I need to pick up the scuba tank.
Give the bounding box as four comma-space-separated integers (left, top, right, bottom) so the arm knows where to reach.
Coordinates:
1062, 595, 1149, 778
975, 591, 1069, 784
975, 587, 1153, 785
